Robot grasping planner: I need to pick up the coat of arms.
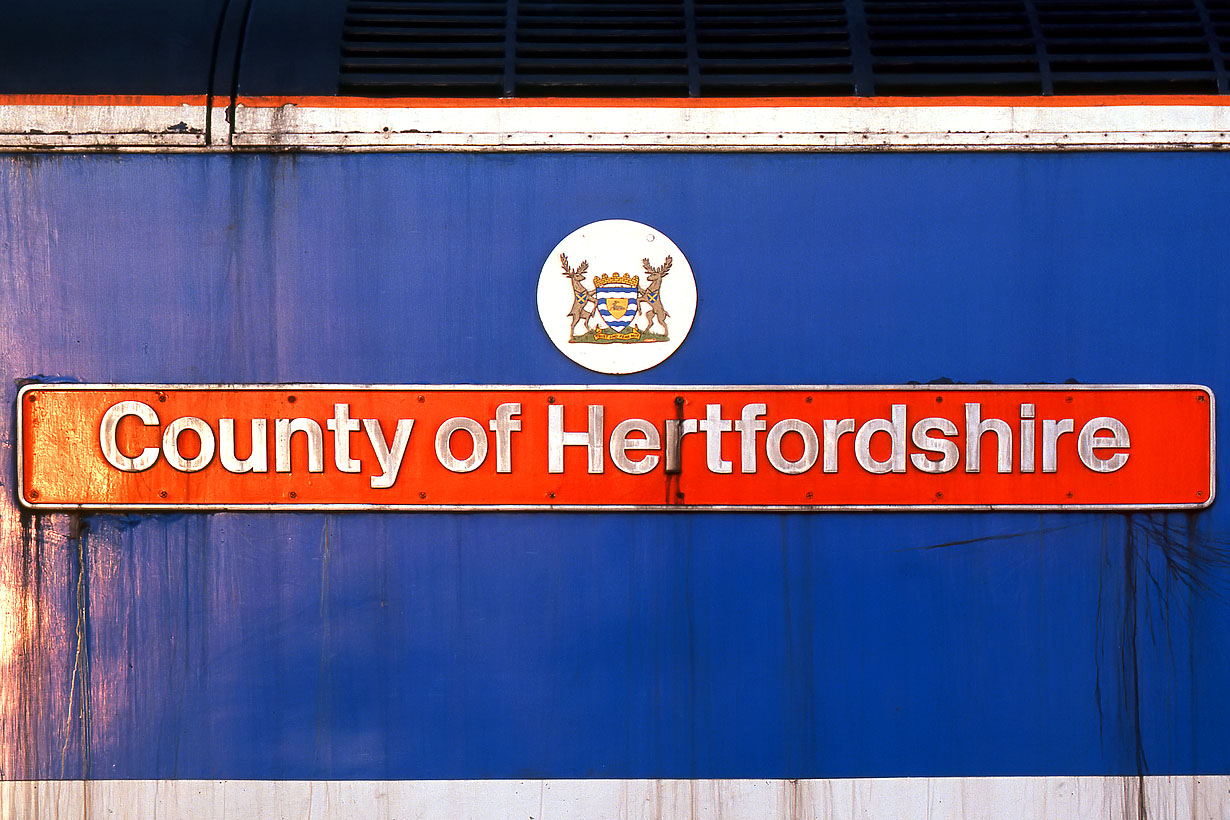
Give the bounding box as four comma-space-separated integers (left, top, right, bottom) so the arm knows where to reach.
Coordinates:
560, 254, 673, 343
537, 219, 696, 375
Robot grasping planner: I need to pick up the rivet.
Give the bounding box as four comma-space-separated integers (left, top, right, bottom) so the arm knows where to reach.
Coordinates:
419, 492, 427, 499
674, 396, 684, 406
805, 396, 813, 403
548, 492, 556, 499
287, 395, 297, 403
289, 491, 297, 499
935, 396, 943, 403
27, 394, 36, 403
548, 396, 556, 404
805, 491, 813, 499
935, 491, 944, 500
417, 395, 425, 403
29, 490, 39, 499
159, 490, 167, 498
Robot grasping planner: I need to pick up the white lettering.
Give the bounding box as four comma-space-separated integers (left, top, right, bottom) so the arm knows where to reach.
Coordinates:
487, 403, 522, 473
1020, 404, 1036, 474
275, 418, 325, 473
822, 419, 855, 473
610, 418, 661, 475
663, 418, 698, 473
99, 400, 160, 472
767, 419, 819, 474
219, 418, 268, 473
854, 405, 907, 474
698, 404, 733, 474
733, 403, 767, 473
162, 417, 216, 473
364, 418, 415, 489
548, 404, 604, 473
910, 417, 959, 473
435, 417, 488, 473
1042, 418, 1075, 473
1078, 417, 1130, 472
326, 403, 362, 473
965, 403, 1012, 474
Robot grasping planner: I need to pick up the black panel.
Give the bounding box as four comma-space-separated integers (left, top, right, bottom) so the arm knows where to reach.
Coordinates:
0, 0, 1226, 98
0, 1, 228, 95
241, 0, 351, 95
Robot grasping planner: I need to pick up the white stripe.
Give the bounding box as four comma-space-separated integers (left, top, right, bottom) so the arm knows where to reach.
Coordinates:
0, 103, 213, 148
2, 777, 1227, 819
232, 103, 1230, 151
2, 102, 1230, 151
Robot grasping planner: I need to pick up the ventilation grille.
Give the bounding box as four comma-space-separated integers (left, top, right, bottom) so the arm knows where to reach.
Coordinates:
340, 0, 1230, 96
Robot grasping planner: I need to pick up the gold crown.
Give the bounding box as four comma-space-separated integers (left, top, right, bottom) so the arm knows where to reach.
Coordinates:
593, 272, 639, 288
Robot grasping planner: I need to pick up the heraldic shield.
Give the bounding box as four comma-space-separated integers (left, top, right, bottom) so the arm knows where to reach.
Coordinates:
594, 273, 640, 333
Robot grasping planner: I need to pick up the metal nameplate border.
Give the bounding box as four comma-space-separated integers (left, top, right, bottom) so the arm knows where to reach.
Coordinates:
15, 383, 1216, 513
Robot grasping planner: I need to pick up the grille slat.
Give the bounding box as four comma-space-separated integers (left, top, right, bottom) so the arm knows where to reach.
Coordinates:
339, 0, 1230, 96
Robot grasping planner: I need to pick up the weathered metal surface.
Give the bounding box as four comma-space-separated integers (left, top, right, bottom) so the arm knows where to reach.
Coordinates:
0, 97, 211, 149
3, 776, 1230, 819
3, 97, 1230, 151
228, 97, 1230, 152
1, 152, 1229, 817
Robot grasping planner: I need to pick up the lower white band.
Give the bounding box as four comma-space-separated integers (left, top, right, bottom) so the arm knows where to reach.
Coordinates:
3, 776, 1228, 819
3, 101, 1230, 151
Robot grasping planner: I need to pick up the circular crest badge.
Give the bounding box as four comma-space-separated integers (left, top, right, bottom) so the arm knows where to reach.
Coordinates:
537, 219, 697, 374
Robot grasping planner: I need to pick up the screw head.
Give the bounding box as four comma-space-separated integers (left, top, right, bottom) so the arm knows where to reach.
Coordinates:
289, 491, 297, 499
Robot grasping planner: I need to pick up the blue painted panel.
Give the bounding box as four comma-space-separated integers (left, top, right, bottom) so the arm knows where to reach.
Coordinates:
0, 153, 1227, 780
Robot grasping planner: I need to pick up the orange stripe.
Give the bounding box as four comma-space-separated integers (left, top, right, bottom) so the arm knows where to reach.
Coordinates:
234, 94, 1230, 109
0, 94, 211, 107
0, 93, 1227, 109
